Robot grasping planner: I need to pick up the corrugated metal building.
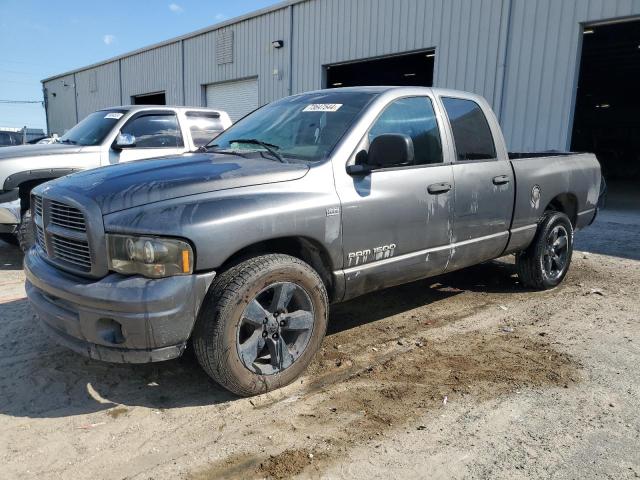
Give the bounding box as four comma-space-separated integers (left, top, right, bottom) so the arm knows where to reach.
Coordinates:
42, 0, 640, 172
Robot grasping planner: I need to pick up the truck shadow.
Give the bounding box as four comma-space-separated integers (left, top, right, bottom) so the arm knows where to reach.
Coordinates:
0, 259, 521, 420
329, 257, 521, 334
0, 241, 23, 271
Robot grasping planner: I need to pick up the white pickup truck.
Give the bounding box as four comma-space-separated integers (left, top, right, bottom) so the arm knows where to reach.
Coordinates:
0, 106, 231, 249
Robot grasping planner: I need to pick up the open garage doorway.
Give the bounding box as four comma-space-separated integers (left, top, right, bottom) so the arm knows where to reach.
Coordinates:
571, 19, 640, 202
132, 92, 166, 105
325, 50, 435, 88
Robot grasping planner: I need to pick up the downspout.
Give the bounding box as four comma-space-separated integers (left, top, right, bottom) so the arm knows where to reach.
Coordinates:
288, 4, 294, 95
495, 0, 513, 123
73, 72, 79, 123
42, 84, 50, 136
118, 59, 124, 105
180, 39, 186, 105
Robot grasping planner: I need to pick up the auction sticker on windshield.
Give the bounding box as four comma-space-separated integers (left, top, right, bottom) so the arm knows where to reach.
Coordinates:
303, 104, 343, 112
104, 112, 124, 120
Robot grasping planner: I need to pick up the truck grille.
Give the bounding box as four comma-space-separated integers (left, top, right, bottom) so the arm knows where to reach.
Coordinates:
33, 195, 43, 217
50, 201, 86, 231
32, 194, 93, 273
51, 236, 92, 270
35, 224, 46, 250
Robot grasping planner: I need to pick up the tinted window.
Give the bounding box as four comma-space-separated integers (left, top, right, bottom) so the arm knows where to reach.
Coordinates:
209, 91, 376, 162
59, 110, 125, 146
186, 112, 224, 147
368, 97, 443, 165
121, 114, 183, 148
442, 97, 496, 161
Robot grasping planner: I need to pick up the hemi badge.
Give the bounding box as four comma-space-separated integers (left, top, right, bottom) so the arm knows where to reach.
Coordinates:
326, 207, 340, 217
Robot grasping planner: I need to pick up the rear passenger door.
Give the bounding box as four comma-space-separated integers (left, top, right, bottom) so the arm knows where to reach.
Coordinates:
440, 96, 514, 271
109, 112, 188, 164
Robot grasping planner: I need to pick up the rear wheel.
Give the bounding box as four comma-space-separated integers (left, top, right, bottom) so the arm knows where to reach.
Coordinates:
516, 211, 573, 290
193, 254, 328, 396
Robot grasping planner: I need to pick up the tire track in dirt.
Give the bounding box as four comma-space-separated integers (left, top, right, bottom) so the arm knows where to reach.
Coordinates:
187, 280, 582, 480
2, 255, 628, 480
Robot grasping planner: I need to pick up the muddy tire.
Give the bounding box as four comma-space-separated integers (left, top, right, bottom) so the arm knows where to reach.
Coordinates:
516, 212, 573, 290
0, 233, 18, 246
193, 254, 328, 397
17, 210, 35, 252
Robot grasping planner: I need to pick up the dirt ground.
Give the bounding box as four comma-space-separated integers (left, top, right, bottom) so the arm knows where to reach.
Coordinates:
0, 217, 639, 479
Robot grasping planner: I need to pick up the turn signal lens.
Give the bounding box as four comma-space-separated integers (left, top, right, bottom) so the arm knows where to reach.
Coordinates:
106, 234, 194, 278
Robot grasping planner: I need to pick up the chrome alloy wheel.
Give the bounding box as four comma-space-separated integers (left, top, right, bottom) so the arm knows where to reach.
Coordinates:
542, 225, 569, 280
236, 282, 315, 375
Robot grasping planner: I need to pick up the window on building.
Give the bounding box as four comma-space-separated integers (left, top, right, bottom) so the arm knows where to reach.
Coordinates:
121, 114, 183, 148
186, 112, 225, 147
442, 97, 496, 161
368, 96, 443, 165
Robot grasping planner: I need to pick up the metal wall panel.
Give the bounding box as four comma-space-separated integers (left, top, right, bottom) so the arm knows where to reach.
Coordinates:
75, 62, 121, 120
291, 0, 506, 107
43, 0, 640, 150
500, 0, 640, 151
120, 42, 183, 105
43, 75, 77, 135
183, 8, 290, 108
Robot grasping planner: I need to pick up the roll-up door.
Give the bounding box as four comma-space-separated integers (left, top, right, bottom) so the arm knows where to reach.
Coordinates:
205, 78, 258, 122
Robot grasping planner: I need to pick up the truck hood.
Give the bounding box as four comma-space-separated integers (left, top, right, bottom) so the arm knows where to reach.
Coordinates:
0, 143, 84, 160
45, 152, 310, 214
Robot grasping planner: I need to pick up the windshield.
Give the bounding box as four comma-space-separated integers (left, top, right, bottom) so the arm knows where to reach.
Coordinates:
207, 91, 377, 162
59, 110, 127, 146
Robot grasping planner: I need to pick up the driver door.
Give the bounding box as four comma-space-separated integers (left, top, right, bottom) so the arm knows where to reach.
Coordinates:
336, 96, 455, 299
108, 111, 188, 164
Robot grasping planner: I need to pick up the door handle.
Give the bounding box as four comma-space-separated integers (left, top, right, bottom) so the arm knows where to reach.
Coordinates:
492, 175, 510, 185
427, 182, 452, 194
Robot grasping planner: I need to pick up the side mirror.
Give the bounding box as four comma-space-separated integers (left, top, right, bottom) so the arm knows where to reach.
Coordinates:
346, 163, 371, 176
368, 133, 414, 168
113, 132, 136, 150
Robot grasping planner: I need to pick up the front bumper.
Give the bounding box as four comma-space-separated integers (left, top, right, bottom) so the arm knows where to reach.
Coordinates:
0, 198, 20, 232
24, 248, 216, 363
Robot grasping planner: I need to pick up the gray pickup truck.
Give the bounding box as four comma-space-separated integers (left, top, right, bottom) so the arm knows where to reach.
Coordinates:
0, 106, 231, 249
25, 87, 601, 396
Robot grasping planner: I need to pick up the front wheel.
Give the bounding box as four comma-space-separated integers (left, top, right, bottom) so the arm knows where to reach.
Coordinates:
17, 210, 35, 252
516, 211, 573, 290
193, 254, 329, 396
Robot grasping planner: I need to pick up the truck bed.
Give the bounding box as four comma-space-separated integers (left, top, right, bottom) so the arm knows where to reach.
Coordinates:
505, 151, 601, 254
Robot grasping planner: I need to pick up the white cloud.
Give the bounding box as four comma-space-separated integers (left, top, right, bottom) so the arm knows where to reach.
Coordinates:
214, 13, 227, 21
169, 3, 183, 13
103, 34, 116, 45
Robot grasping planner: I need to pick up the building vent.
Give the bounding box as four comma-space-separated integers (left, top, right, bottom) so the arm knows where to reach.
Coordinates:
216, 30, 234, 65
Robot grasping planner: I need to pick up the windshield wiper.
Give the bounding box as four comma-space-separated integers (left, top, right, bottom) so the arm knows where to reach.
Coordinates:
197, 144, 248, 158
227, 138, 286, 163
59, 139, 77, 145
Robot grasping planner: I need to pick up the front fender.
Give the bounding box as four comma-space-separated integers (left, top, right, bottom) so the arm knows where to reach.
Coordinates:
3, 167, 84, 191
103, 168, 342, 271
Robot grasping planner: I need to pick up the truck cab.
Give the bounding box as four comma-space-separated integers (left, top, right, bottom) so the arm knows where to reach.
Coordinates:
0, 106, 231, 248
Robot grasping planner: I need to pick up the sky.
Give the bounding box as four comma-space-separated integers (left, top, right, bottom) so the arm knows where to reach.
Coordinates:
0, 0, 280, 132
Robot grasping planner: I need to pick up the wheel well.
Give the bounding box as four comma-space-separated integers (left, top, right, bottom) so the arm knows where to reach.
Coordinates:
219, 237, 335, 300
545, 193, 578, 227
18, 179, 54, 213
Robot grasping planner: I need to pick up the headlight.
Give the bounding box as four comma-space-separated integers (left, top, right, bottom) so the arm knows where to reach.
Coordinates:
106, 234, 193, 278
